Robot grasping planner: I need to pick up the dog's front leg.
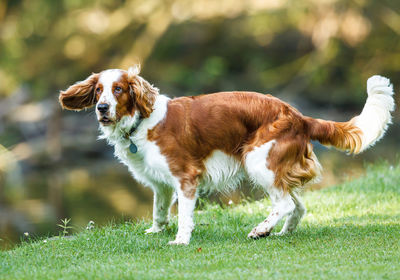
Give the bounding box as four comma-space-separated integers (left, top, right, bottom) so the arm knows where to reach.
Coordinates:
168, 188, 197, 245
145, 186, 175, 234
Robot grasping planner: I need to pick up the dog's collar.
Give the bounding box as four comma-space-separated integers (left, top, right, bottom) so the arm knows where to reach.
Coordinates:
123, 114, 143, 138
124, 114, 143, 153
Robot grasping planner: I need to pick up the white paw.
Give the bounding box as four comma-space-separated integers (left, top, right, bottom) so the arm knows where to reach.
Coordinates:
247, 227, 270, 239
367, 75, 393, 96
271, 230, 288, 236
168, 240, 189, 245
145, 225, 163, 234
168, 235, 190, 245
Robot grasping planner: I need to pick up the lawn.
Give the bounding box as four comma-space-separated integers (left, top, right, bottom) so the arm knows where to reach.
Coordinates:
1, 162, 399, 279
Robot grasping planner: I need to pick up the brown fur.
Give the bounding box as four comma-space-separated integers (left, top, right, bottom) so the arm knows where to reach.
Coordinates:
127, 72, 158, 118
113, 74, 136, 119
305, 117, 362, 154
59, 73, 99, 110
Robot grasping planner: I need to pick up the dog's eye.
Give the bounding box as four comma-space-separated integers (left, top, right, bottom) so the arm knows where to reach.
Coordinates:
96, 87, 101, 93
114, 86, 122, 94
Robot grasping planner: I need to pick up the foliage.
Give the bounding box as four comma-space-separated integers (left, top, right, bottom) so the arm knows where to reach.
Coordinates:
1, 162, 399, 279
0, 0, 399, 105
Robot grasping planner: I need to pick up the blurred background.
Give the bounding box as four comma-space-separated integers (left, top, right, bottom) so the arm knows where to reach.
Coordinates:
0, 0, 399, 249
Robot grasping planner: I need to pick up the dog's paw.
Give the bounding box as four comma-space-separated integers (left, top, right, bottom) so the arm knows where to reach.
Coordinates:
145, 225, 163, 234
168, 240, 189, 245
271, 230, 288, 236
168, 235, 190, 245
247, 227, 270, 239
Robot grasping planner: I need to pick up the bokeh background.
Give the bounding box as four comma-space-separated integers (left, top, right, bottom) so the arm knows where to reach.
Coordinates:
0, 0, 399, 248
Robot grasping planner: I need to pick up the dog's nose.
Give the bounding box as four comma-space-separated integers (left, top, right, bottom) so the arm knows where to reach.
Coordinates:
97, 103, 109, 114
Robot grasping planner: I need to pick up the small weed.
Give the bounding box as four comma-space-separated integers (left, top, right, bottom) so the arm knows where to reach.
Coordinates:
86, 220, 95, 230
57, 218, 72, 237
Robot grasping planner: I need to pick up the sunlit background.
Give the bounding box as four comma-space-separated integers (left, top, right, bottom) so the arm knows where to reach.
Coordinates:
0, 0, 399, 248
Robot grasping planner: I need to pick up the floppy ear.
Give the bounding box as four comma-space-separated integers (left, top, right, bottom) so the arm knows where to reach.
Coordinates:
59, 73, 99, 110
128, 65, 159, 118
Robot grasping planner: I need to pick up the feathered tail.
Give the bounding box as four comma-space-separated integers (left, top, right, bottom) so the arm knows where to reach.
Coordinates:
305, 75, 395, 154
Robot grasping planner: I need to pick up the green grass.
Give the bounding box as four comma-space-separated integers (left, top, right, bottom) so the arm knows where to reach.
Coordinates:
1, 162, 400, 279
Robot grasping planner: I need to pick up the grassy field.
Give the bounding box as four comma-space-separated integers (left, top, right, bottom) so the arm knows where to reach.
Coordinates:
1, 162, 399, 279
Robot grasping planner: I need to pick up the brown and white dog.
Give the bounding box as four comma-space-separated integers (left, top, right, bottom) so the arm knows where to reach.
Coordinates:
59, 65, 395, 244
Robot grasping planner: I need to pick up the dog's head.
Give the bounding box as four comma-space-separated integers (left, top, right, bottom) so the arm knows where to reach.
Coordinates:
59, 65, 158, 126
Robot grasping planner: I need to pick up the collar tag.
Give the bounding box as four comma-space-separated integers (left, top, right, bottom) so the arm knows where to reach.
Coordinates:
129, 141, 138, 153
126, 114, 143, 154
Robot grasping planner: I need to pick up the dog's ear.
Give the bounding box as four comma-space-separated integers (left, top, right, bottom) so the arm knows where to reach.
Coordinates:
128, 65, 159, 118
59, 73, 99, 111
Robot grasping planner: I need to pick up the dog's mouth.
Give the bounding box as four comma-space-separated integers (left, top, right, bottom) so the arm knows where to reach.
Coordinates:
99, 117, 115, 126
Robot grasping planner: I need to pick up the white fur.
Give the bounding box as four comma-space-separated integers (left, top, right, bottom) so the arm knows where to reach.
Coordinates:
242, 140, 302, 238
275, 192, 306, 235
242, 140, 299, 238
100, 95, 180, 190
354, 75, 395, 152
145, 187, 175, 234
96, 69, 123, 119
199, 150, 245, 194
168, 189, 197, 245
245, 140, 276, 191
128, 65, 141, 78
248, 192, 295, 238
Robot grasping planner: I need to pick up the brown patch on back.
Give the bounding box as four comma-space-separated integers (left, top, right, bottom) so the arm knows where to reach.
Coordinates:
146, 90, 363, 196
148, 92, 311, 196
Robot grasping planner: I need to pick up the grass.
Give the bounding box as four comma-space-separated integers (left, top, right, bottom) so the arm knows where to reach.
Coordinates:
1, 162, 399, 279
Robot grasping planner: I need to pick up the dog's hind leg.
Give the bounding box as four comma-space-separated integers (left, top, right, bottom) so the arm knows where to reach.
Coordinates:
247, 190, 295, 238
273, 192, 305, 236
244, 140, 295, 238
145, 185, 175, 234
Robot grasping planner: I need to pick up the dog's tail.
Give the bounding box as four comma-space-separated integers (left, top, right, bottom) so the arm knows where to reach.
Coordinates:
305, 75, 395, 154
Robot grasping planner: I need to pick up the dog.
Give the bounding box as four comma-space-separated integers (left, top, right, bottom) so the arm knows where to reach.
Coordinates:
59, 65, 395, 244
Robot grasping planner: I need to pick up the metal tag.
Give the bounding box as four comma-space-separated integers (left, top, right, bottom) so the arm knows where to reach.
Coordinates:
129, 142, 138, 153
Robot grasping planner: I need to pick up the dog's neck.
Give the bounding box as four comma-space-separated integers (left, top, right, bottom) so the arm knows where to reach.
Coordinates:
98, 94, 170, 147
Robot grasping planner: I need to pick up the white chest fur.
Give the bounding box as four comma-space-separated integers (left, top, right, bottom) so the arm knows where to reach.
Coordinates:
114, 138, 178, 189
99, 95, 179, 190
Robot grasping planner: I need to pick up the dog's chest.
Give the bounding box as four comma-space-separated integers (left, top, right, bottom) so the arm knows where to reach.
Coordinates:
113, 138, 177, 189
